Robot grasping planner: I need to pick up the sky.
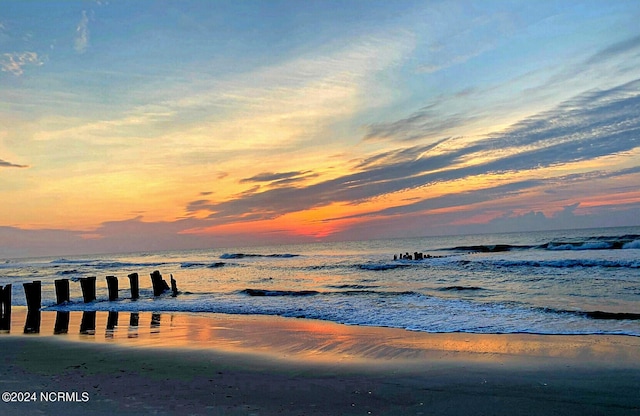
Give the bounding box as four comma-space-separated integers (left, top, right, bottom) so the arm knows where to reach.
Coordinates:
1, 0, 640, 257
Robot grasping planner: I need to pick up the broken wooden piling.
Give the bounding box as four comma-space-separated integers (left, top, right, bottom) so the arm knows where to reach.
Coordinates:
0, 284, 11, 331
79, 276, 96, 303
150, 270, 169, 296
23, 280, 41, 311
170, 274, 179, 297
106, 275, 118, 301
55, 278, 70, 304
128, 273, 140, 300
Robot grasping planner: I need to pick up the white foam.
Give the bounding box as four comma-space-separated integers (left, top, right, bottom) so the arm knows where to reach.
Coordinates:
623, 239, 640, 249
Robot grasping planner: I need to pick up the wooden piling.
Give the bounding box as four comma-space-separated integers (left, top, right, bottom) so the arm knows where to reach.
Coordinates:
106, 275, 118, 301
150, 270, 167, 296
54, 278, 70, 304
80, 276, 96, 303
170, 274, 178, 297
23, 280, 41, 311
0, 284, 11, 331
128, 273, 139, 300
54, 311, 70, 334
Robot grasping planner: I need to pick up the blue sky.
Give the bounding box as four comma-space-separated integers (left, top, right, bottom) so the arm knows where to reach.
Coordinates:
1, 0, 640, 257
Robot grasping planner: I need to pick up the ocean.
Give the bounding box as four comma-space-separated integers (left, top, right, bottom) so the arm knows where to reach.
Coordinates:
1, 226, 639, 336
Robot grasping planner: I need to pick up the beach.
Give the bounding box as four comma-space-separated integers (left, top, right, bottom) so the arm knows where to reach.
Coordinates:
1, 310, 639, 415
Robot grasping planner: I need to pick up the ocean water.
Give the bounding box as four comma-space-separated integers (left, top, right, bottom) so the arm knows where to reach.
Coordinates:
1, 227, 639, 336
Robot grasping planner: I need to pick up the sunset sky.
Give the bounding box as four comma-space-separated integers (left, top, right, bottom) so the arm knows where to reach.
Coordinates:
2, 0, 640, 257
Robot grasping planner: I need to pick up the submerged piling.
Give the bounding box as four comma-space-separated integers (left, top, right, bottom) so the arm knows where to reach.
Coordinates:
80, 276, 96, 303
23, 281, 41, 311
106, 275, 118, 301
55, 278, 70, 304
128, 273, 139, 300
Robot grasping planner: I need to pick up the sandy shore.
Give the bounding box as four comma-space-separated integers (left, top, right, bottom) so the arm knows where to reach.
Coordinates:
0, 310, 639, 415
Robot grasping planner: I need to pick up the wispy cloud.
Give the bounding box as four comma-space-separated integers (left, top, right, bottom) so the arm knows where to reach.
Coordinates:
75, 10, 90, 53
1, 52, 43, 76
240, 170, 317, 187
0, 158, 28, 168
187, 78, 640, 226
584, 34, 640, 66
415, 10, 515, 74
363, 104, 476, 143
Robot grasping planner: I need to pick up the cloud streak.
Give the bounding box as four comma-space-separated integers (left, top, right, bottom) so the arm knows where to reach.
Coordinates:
1, 52, 43, 76
75, 10, 90, 53
188, 78, 640, 227
0, 158, 28, 168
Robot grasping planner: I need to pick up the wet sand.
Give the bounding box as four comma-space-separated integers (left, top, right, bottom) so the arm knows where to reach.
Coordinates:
1, 309, 639, 415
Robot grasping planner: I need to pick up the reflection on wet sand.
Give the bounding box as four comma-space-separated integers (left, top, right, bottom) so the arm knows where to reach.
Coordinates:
24, 310, 40, 334
79, 311, 96, 335
54, 311, 69, 334
106, 311, 118, 339
150, 313, 161, 334
128, 312, 139, 339
1, 308, 639, 368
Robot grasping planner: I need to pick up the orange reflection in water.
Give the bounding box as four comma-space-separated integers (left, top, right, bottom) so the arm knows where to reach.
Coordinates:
2, 308, 639, 368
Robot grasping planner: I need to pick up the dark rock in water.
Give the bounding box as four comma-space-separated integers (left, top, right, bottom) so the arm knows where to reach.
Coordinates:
242, 288, 319, 297
584, 311, 640, 320
440, 286, 483, 291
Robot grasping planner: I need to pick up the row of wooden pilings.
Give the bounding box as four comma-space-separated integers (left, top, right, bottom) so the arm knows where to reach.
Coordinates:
0, 271, 178, 329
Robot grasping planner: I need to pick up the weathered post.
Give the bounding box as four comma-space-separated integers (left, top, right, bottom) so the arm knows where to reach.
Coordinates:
80, 276, 96, 303
128, 273, 139, 300
23, 281, 41, 311
54, 311, 70, 334
106, 275, 118, 301
54, 278, 70, 304
80, 311, 96, 334
170, 274, 178, 297
150, 270, 167, 296
0, 284, 11, 331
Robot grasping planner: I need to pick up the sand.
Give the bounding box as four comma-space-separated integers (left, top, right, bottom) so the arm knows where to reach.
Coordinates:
0, 309, 639, 415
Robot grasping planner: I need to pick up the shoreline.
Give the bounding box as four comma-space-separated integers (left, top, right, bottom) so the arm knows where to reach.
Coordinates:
1, 310, 640, 415
3, 308, 640, 366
